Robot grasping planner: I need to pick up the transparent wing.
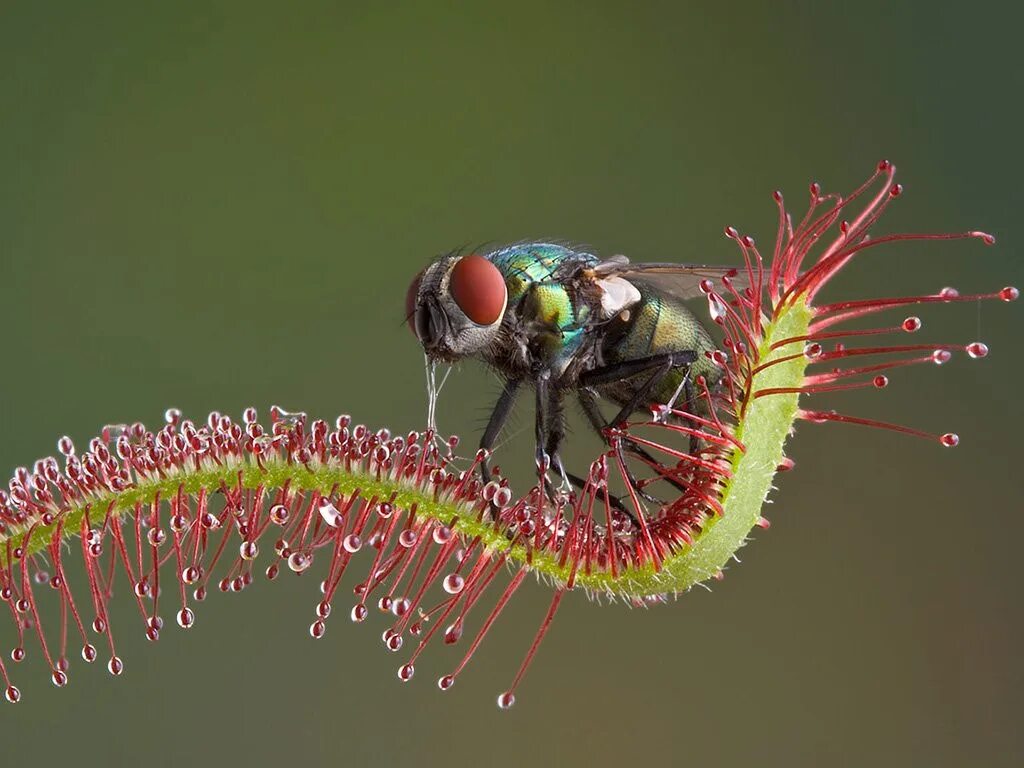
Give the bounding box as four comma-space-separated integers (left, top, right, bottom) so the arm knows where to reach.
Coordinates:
593, 257, 749, 300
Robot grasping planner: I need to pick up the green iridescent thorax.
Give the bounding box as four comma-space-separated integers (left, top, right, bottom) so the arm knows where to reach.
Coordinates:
487, 243, 598, 368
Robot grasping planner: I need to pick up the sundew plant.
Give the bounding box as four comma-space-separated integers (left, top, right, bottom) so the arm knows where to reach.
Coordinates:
0, 163, 1015, 709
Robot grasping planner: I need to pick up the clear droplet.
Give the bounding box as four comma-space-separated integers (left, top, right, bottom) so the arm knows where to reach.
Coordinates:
287, 551, 312, 573
318, 499, 343, 528
239, 541, 259, 561
442, 573, 465, 594
432, 525, 452, 545
269, 504, 290, 526
966, 342, 988, 359
390, 597, 411, 617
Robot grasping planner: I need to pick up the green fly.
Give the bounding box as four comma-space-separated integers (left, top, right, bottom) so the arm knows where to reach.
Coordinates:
405, 242, 743, 504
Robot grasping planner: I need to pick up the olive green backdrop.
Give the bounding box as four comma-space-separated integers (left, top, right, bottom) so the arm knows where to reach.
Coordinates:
1, 2, 1020, 766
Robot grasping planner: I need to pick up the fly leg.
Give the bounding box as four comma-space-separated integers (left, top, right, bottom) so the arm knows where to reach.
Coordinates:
578, 388, 670, 505
542, 391, 573, 496
534, 375, 572, 500
478, 378, 522, 486
662, 373, 700, 455
543, 386, 643, 527
579, 351, 698, 427
578, 351, 698, 502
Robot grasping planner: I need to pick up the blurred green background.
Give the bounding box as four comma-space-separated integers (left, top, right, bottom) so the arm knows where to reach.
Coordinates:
1, 2, 1020, 766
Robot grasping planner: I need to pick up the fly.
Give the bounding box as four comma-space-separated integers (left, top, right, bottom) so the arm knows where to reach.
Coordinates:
405, 242, 744, 513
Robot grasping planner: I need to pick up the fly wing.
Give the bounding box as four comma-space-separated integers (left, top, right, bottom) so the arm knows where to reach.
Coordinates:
594, 257, 749, 300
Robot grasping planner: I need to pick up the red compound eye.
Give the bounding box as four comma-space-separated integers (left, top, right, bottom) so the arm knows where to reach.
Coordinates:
449, 255, 506, 325
405, 268, 426, 335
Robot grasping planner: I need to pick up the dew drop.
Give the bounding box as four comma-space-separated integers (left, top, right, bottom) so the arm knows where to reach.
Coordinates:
51, 669, 68, 687
437, 674, 454, 691
940, 433, 960, 448
350, 603, 368, 623
316, 600, 332, 619
92, 616, 106, 634
287, 551, 312, 573
147, 528, 166, 547
82, 643, 97, 663
398, 663, 415, 682
318, 498, 343, 528
999, 286, 1019, 302
309, 620, 326, 639
902, 316, 922, 333
497, 691, 516, 710
391, 597, 411, 617
494, 487, 512, 508
966, 342, 988, 359
932, 349, 952, 365
444, 622, 463, 645
873, 375, 888, 388
239, 541, 259, 561
432, 525, 452, 545
442, 573, 465, 594
343, 534, 362, 553
482, 481, 498, 502
177, 608, 195, 629
707, 293, 727, 323
269, 504, 290, 526
384, 630, 404, 652
5, 685, 20, 703
939, 286, 959, 300
107, 656, 124, 676
181, 566, 200, 585
377, 501, 394, 519
398, 529, 417, 548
